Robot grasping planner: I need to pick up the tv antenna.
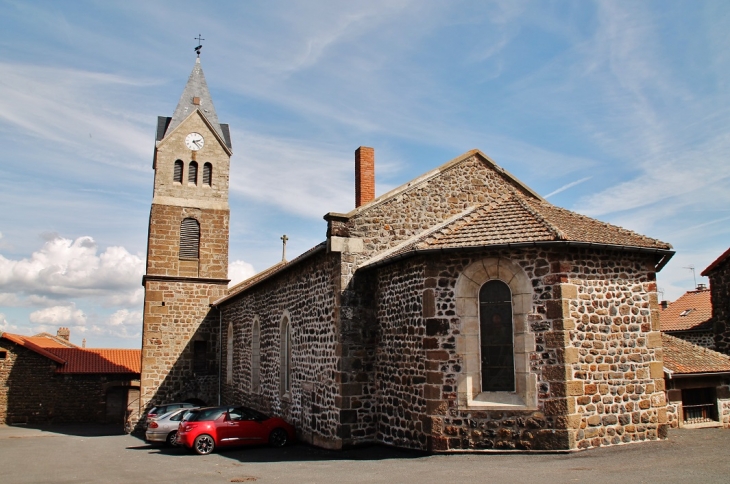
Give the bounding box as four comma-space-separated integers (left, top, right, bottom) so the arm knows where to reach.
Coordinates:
684, 265, 697, 288
194, 34, 205, 57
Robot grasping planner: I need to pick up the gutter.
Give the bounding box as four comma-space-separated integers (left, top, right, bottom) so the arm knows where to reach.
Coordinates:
361, 241, 675, 272
217, 307, 222, 406
665, 370, 730, 380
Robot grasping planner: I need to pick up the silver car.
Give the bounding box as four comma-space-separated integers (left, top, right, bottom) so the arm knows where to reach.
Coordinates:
145, 407, 197, 446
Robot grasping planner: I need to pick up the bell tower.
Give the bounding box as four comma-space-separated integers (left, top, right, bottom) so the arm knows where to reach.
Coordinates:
139, 56, 231, 414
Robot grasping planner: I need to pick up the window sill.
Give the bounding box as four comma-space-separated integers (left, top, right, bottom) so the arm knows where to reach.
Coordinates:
462, 392, 536, 411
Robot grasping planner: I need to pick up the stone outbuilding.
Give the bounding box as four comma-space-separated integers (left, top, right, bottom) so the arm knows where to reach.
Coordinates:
702, 247, 730, 354
662, 333, 730, 429
0, 329, 140, 426
215, 148, 674, 452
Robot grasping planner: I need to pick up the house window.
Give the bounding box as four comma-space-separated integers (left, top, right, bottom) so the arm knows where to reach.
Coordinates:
682, 388, 718, 424
251, 317, 261, 393
179, 218, 200, 259
0, 350, 6, 360
280, 313, 292, 396
479, 280, 515, 392
193, 340, 208, 374
226, 322, 233, 384
203, 163, 212, 186
188, 161, 198, 185
173, 160, 183, 183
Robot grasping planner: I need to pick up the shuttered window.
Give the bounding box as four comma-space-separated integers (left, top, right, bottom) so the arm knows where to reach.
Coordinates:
203, 163, 212, 186
173, 160, 183, 183
188, 161, 198, 185
179, 218, 200, 259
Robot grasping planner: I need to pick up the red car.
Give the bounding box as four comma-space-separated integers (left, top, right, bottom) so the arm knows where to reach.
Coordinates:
177, 406, 295, 455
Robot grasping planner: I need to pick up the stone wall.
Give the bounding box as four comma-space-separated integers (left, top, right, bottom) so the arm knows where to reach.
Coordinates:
368, 246, 665, 451
708, 256, 730, 354
140, 280, 227, 411
665, 330, 715, 349
220, 250, 344, 449
0, 340, 137, 425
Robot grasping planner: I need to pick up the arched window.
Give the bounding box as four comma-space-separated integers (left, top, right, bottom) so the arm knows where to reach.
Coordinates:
280, 314, 291, 396
188, 161, 198, 185
173, 160, 183, 183
203, 163, 212, 186
179, 218, 200, 259
479, 280, 514, 392
251, 317, 260, 393
226, 322, 233, 384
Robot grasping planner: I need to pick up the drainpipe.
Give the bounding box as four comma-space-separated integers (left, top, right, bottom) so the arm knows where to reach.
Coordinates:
218, 307, 222, 406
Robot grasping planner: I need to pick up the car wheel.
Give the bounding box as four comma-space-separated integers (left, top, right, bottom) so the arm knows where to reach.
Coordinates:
193, 434, 215, 455
269, 428, 288, 447
166, 431, 178, 446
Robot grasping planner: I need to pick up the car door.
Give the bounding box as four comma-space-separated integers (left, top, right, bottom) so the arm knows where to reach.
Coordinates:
216, 407, 245, 447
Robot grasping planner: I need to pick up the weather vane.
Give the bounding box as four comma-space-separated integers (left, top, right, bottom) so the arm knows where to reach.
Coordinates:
194, 34, 205, 57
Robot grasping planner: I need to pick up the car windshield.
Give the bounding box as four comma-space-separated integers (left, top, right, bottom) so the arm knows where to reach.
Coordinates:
185, 408, 226, 422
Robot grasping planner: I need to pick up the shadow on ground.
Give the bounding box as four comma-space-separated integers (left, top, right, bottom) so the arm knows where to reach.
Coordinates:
6, 423, 126, 437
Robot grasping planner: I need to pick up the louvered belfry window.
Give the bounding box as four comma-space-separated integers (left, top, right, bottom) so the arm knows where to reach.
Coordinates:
203, 162, 212, 186
173, 160, 183, 183
179, 218, 200, 259
188, 161, 198, 185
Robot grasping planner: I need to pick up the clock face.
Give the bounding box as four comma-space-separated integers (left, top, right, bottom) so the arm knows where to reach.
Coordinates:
185, 132, 205, 151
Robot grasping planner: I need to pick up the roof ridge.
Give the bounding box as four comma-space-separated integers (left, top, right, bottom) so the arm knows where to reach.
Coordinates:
511, 192, 567, 241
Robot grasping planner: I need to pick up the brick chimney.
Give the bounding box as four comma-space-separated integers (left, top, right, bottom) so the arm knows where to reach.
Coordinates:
355, 146, 375, 208
57, 327, 70, 341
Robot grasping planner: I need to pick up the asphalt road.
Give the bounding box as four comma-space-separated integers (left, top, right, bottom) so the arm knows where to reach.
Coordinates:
0, 424, 729, 483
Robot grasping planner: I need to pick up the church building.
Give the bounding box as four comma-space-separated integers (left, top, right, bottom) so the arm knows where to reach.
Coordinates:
141, 57, 675, 452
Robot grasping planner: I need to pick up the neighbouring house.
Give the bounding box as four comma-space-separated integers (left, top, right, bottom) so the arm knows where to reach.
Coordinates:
0, 328, 140, 426
702, 247, 730, 355
662, 333, 730, 429
141, 57, 676, 453
659, 286, 714, 348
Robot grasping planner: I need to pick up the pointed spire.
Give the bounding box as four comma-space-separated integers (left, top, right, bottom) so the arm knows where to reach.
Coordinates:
164, 58, 225, 141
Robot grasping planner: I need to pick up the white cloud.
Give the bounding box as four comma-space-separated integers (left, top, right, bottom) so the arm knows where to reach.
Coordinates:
0, 313, 20, 333
0, 234, 144, 307
229, 260, 257, 287
29, 304, 87, 326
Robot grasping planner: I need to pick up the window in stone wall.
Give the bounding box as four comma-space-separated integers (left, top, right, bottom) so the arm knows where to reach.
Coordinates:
226, 322, 233, 384
179, 218, 200, 259
479, 280, 515, 392
0, 350, 6, 360
682, 387, 718, 424
188, 161, 198, 185
193, 340, 208, 375
173, 160, 184, 183
203, 162, 212, 186
280, 314, 292, 397
251, 317, 261, 393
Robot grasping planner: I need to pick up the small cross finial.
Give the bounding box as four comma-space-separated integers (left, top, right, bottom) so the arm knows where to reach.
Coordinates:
194, 34, 205, 57
281, 235, 289, 262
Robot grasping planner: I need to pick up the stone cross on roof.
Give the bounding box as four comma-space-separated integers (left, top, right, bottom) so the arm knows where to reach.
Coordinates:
281, 235, 289, 262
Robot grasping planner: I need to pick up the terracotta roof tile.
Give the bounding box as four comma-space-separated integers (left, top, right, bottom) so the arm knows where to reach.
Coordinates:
660, 289, 713, 332
45, 348, 140, 374
662, 333, 730, 375
25, 336, 75, 348
1, 332, 66, 364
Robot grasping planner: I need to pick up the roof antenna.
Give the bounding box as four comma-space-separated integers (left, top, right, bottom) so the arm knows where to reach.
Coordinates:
194, 34, 205, 57
684, 265, 697, 289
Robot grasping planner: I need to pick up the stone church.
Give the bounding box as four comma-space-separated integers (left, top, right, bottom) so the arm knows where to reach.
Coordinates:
140, 58, 675, 452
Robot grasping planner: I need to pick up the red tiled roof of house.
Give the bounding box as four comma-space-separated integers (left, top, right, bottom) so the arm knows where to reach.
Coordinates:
701, 246, 730, 276
662, 333, 730, 375
1, 332, 67, 364
45, 348, 140, 374
0, 332, 140, 374
660, 289, 713, 332
24, 336, 75, 348
30, 332, 79, 348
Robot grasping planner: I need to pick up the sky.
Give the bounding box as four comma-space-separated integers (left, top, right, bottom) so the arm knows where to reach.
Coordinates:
1, 0, 728, 348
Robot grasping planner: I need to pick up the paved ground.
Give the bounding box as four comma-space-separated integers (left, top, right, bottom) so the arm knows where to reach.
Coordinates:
0, 424, 729, 483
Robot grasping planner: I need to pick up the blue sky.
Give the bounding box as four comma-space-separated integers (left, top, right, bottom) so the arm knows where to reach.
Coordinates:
1, 0, 728, 348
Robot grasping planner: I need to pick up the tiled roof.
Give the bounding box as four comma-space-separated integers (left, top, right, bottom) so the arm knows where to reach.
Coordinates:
365, 193, 672, 267
701, 247, 730, 276
662, 333, 730, 375
215, 242, 327, 305
0, 332, 140, 374
46, 348, 140, 374
660, 289, 713, 332
27, 333, 78, 348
